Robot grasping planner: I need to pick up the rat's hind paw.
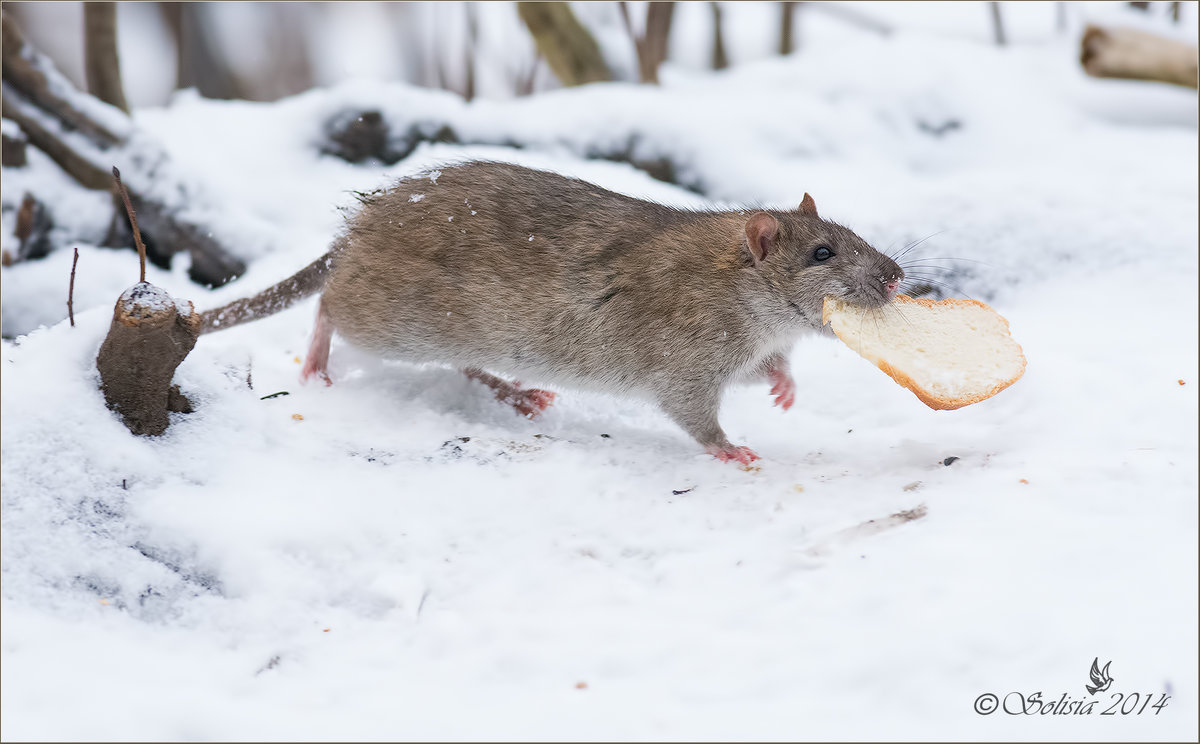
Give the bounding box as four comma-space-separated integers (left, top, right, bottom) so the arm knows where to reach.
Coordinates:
706, 444, 761, 465
511, 388, 556, 419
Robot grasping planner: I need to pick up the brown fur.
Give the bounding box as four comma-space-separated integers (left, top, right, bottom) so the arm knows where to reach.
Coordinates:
200, 162, 904, 457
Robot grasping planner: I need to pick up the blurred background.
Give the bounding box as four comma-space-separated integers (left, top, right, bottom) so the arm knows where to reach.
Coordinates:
6, 1, 1196, 108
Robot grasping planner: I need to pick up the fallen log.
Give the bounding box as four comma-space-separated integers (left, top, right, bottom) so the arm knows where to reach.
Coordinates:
320, 107, 705, 194
1081, 24, 1199, 89
2, 14, 248, 286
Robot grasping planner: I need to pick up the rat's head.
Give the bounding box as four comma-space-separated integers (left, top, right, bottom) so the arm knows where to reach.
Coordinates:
740, 194, 903, 328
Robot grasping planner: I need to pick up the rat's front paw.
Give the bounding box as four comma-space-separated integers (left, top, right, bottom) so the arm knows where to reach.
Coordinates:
706, 444, 761, 465
767, 368, 795, 411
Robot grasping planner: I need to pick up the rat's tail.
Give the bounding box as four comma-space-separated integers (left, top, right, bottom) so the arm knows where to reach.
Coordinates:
199, 250, 336, 334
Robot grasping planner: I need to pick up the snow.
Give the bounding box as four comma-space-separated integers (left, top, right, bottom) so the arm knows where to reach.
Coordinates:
116, 282, 176, 316
2, 3, 1197, 741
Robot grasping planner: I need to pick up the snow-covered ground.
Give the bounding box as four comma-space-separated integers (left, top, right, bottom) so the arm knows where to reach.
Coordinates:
2, 3, 1197, 741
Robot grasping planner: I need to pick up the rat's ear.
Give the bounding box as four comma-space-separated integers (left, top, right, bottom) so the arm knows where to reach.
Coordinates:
798, 193, 818, 217
744, 212, 779, 267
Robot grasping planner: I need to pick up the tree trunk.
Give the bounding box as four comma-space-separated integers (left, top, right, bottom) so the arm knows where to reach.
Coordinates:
83, 2, 129, 113
641, 2, 674, 84
261, 2, 315, 101
517, 2, 611, 87
990, 2, 1006, 46
464, 3, 477, 101
780, 2, 796, 56
1081, 24, 1198, 89
159, 2, 244, 99
619, 1, 674, 84
710, 2, 728, 70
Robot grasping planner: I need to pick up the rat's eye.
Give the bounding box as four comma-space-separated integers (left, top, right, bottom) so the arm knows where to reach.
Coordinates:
813, 246, 834, 262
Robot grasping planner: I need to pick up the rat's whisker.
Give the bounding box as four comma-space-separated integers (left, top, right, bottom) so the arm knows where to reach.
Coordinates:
886, 303, 916, 331
890, 230, 947, 262
901, 276, 976, 300
900, 256, 995, 269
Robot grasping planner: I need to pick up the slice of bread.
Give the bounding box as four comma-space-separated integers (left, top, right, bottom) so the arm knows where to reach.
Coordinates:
822, 295, 1026, 410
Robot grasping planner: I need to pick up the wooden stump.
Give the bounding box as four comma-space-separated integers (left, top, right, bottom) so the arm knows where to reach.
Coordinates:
96, 282, 199, 436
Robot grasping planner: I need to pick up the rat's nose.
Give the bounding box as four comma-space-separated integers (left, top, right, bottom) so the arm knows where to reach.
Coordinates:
883, 268, 903, 297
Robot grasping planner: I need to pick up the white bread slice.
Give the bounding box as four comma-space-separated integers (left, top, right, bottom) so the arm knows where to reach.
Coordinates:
821, 295, 1026, 410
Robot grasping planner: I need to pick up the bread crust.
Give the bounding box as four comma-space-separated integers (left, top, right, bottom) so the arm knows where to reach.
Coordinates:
822, 295, 1027, 410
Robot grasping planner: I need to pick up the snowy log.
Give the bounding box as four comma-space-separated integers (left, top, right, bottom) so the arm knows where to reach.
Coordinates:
320, 107, 703, 194
96, 283, 199, 436
1081, 25, 1199, 89
1, 15, 247, 286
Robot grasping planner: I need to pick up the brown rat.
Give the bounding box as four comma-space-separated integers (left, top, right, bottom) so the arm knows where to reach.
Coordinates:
201, 161, 903, 463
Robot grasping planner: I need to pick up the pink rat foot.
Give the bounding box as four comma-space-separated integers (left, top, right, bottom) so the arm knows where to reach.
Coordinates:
300, 300, 334, 386
767, 368, 795, 411
503, 387, 557, 419
299, 359, 332, 386
706, 444, 761, 465
464, 369, 556, 419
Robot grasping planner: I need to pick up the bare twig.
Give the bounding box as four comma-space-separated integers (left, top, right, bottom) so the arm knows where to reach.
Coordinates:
68, 246, 79, 327
111, 166, 146, 283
